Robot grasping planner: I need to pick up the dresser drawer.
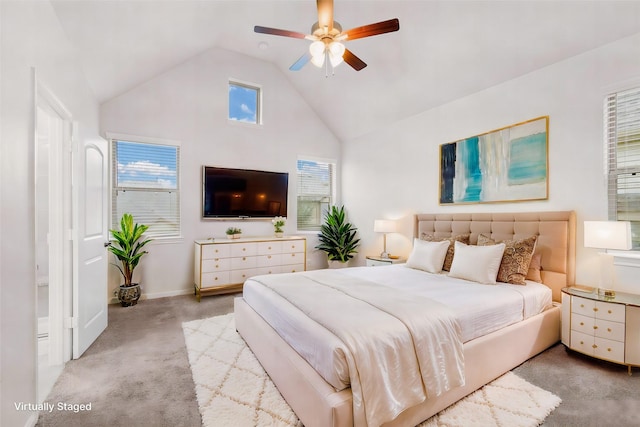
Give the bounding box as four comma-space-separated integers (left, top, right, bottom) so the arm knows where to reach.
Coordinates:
257, 254, 282, 267
230, 269, 260, 284
202, 244, 231, 259
257, 241, 283, 255
230, 243, 258, 257
593, 336, 625, 364
201, 271, 230, 287
201, 258, 231, 273
282, 251, 304, 265
284, 240, 305, 253
230, 255, 258, 270
281, 263, 305, 274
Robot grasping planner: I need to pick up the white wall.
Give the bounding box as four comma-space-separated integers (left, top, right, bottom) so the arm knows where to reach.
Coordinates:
343, 32, 640, 292
100, 47, 341, 299
0, 2, 102, 426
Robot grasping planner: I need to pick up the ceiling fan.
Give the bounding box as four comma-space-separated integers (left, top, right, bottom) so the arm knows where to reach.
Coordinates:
254, 0, 399, 73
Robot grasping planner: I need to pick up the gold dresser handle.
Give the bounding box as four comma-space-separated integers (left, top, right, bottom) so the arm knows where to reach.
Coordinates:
593, 326, 598, 330
593, 307, 599, 312
593, 344, 598, 349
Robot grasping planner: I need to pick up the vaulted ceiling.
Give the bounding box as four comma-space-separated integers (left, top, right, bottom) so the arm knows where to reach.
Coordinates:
51, 0, 640, 141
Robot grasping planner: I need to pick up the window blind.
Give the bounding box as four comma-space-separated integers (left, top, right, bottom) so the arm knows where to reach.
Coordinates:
606, 86, 640, 247
297, 159, 335, 230
112, 139, 180, 238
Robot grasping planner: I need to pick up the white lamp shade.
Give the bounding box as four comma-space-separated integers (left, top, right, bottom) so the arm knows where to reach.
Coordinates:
309, 41, 326, 68
584, 221, 632, 250
374, 219, 397, 233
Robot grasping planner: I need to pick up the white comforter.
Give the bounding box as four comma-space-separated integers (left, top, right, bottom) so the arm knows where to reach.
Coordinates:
249, 269, 465, 427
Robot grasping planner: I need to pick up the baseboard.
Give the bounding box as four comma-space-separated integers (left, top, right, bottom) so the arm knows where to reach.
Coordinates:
109, 288, 194, 305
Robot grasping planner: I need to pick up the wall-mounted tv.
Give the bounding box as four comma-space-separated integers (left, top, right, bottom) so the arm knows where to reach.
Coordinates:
202, 166, 288, 218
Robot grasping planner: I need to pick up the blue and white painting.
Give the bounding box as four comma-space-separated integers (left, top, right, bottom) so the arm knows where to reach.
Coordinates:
440, 117, 548, 204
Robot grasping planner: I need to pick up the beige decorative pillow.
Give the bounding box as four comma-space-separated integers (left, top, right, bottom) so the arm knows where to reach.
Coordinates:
526, 252, 543, 283
477, 234, 538, 285
420, 233, 470, 271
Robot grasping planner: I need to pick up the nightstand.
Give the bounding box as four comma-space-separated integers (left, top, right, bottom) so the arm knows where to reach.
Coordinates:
365, 256, 406, 267
561, 286, 640, 375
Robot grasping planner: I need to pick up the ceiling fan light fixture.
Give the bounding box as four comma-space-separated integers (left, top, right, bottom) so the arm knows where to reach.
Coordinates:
328, 41, 345, 67
309, 40, 326, 67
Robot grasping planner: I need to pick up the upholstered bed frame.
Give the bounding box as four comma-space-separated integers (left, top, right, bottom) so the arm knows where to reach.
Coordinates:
234, 211, 575, 427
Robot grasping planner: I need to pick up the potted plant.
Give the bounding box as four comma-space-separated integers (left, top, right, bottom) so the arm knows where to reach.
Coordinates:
226, 227, 242, 239
272, 216, 286, 237
315, 205, 361, 268
108, 213, 152, 307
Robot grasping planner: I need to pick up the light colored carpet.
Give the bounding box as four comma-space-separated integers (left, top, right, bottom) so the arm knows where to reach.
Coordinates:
183, 313, 561, 427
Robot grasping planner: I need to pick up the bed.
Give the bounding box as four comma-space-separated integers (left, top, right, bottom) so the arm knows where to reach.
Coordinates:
234, 211, 576, 427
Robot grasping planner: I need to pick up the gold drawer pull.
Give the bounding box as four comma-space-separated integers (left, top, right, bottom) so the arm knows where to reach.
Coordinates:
215, 265, 219, 268
608, 310, 612, 314
608, 328, 612, 332
580, 304, 585, 308
268, 255, 271, 259
593, 344, 598, 349
608, 348, 612, 352
243, 248, 246, 251
291, 269, 296, 272
268, 246, 272, 250
580, 322, 584, 326
593, 307, 599, 312
214, 277, 218, 280
242, 257, 246, 261
268, 270, 272, 274
242, 274, 246, 278
593, 326, 598, 330
580, 341, 584, 345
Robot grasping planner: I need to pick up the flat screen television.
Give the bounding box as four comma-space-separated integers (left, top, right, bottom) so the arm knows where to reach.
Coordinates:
202, 166, 288, 218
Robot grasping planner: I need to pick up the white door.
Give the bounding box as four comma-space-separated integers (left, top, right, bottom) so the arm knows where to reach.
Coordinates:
73, 132, 109, 358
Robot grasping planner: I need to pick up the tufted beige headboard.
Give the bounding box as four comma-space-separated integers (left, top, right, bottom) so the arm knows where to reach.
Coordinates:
414, 211, 576, 302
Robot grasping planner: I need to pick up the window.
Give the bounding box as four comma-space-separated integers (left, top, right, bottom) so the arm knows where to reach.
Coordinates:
228, 81, 261, 124
606, 86, 640, 247
111, 136, 180, 239
297, 158, 336, 230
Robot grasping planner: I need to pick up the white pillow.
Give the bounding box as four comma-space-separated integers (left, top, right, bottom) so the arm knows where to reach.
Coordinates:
406, 238, 450, 273
448, 241, 506, 284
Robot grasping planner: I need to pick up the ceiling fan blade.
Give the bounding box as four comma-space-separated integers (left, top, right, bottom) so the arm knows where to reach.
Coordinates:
342, 18, 400, 41
317, 0, 334, 31
343, 48, 367, 71
290, 52, 312, 71
254, 26, 308, 39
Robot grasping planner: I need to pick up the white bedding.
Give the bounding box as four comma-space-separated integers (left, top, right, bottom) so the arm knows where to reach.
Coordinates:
242, 264, 552, 395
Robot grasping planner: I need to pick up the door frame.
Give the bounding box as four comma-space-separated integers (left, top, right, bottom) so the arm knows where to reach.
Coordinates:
34, 76, 74, 376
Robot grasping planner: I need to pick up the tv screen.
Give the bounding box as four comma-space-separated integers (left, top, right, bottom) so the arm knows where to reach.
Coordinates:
202, 166, 288, 218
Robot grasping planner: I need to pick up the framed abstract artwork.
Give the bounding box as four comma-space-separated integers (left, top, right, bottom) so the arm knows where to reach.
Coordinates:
439, 116, 549, 205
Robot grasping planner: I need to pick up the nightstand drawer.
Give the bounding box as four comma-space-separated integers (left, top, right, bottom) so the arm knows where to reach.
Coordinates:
594, 318, 625, 342
595, 301, 625, 323
572, 296, 596, 316
366, 258, 392, 266
594, 337, 625, 364
571, 313, 595, 335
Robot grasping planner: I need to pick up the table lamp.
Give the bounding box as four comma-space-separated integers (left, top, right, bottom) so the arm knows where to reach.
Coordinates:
374, 219, 397, 258
584, 220, 632, 296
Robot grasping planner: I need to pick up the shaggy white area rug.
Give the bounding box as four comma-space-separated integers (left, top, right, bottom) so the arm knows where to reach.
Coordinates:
183, 313, 561, 427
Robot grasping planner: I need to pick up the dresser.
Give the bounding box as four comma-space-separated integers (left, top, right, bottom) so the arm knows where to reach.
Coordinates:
561, 286, 640, 374
194, 236, 306, 300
